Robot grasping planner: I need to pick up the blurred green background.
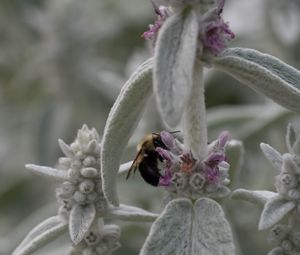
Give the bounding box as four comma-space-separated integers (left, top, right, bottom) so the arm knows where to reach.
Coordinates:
1, 0, 300, 254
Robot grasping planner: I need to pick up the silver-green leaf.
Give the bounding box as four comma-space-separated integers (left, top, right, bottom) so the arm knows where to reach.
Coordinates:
101, 58, 153, 206
108, 204, 158, 222
192, 198, 235, 255
69, 204, 96, 245
259, 195, 295, 230
213, 48, 300, 114
154, 7, 198, 127
260, 143, 283, 172
140, 198, 193, 255
25, 164, 68, 181
12, 216, 67, 255
232, 189, 277, 206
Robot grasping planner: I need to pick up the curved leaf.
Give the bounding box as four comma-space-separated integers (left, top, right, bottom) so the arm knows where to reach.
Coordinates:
101, 58, 153, 206
259, 195, 295, 230
108, 204, 158, 222
69, 204, 96, 245
260, 143, 283, 172
12, 216, 67, 255
154, 7, 198, 127
213, 48, 300, 114
25, 164, 68, 181
140, 198, 193, 255
225, 139, 244, 188
232, 189, 277, 206
192, 198, 235, 255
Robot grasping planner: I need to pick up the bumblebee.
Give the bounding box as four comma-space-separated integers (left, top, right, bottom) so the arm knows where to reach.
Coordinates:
126, 133, 168, 186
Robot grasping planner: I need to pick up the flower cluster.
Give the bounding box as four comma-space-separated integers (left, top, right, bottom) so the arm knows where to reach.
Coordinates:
268, 218, 300, 255
56, 124, 108, 218
70, 220, 121, 255
156, 131, 230, 200
142, 0, 170, 45
143, 0, 234, 56
199, 0, 235, 56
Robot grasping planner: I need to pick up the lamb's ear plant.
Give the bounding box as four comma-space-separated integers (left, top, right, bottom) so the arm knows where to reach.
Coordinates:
233, 124, 300, 255
13, 0, 300, 254
13, 125, 158, 255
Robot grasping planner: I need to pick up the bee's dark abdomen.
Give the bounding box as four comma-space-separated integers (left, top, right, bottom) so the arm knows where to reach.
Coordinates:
139, 152, 161, 186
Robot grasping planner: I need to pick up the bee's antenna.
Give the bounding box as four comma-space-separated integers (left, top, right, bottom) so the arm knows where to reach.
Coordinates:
170, 130, 180, 134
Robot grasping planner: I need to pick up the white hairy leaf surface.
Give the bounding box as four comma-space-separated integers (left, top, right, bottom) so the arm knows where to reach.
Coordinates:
286, 124, 297, 153
183, 64, 207, 158
260, 143, 283, 172
259, 195, 295, 230
12, 216, 67, 255
140, 198, 193, 255
69, 204, 96, 245
225, 139, 244, 188
25, 164, 68, 181
232, 189, 277, 206
192, 198, 235, 255
101, 58, 153, 206
108, 204, 158, 222
154, 7, 198, 127
213, 48, 300, 114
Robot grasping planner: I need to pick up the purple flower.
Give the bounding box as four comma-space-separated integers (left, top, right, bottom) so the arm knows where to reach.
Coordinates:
160, 130, 175, 150
142, 1, 170, 44
201, 0, 235, 55
158, 169, 173, 186
202, 19, 234, 55
218, 130, 229, 148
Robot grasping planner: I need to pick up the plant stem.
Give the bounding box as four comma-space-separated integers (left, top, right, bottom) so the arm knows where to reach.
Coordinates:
183, 60, 207, 160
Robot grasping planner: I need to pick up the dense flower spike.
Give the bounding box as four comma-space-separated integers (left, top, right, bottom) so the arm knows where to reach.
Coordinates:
17, 125, 158, 255
234, 125, 300, 255
56, 125, 108, 218
153, 131, 230, 200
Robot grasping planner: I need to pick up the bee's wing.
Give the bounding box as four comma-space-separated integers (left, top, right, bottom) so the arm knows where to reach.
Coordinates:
126, 149, 143, 180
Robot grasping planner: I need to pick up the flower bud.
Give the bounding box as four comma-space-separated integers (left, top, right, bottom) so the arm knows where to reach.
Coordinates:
288, 189, 300, 200
268, 225, 288, 245
81, 167, 98, 178
279, 174, 298, 189
171, 172, 187, 190
79, 180, 95, 194
68, 168, 80, 182
189, 173, 205, 191
74, 191, 87, 204
83, 156, 96, 167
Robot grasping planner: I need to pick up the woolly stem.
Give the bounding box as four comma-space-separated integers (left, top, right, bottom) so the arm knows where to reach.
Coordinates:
183, 61, 207, 160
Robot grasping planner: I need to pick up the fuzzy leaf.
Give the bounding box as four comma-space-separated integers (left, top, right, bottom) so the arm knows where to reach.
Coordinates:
259, 195, 295, 230
286, 124, 297, 153
192, 198, 235, 255
25, 164, 68, 181
101, 58, 153, 206
12, 216, 67, 255
213, 48, 300, 114
140, 198, 193, 255
232, 189, 277, 206
154, 7, 198, 127
260, 143, 283, 172
267, 247, 284, 255
225, 139, 244, 188
108, 204, 158, 222
69, 204, 96, 245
